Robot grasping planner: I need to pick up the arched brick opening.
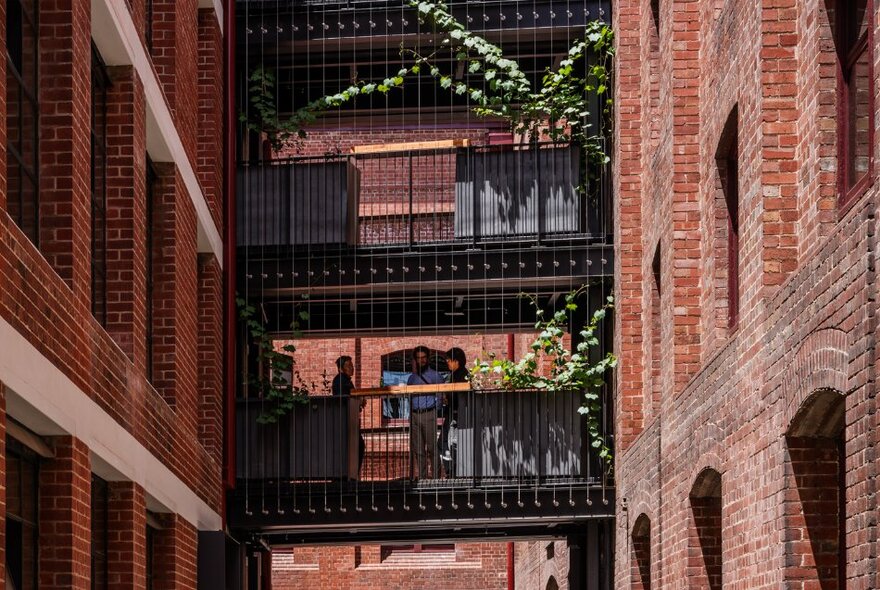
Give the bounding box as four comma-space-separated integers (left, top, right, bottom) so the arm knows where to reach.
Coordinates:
688, 468, 722, 589
545, 575, 559, 590
785, 388, 846, 589
631, 514, 651, 590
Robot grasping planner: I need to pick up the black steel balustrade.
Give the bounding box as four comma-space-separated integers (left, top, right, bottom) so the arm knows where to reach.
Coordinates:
237, 141, 610, 250
229, 384, 613, 542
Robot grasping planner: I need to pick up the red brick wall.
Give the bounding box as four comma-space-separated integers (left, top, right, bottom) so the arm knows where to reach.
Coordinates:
513, 540, 570, 590
197, 9, 224, 232
614, 0, 880, 588
272, 542, 508, 589
105, 65, 148, 368
38, 0, 92, 293
107, 481, 148, 589
198, 254, 224, 464
0, 0, 224, 560
39, 436, 92, 590
153, 513, 198, 590
152, 0, 199, 167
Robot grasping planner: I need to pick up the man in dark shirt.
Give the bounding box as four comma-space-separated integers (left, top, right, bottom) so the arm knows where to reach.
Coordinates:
407, 346, 444, 479
331, 355, 354, 396
331, 355, 364, 475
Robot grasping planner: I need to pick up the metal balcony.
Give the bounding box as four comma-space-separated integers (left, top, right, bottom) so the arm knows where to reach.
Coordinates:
228, 384, 613, 544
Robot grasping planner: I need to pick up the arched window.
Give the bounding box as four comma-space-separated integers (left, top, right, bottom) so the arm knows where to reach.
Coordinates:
380, 348, 449, 421
689, 468, 722, 589
631, 514, 651, 590
785, 389, 846, 588
545, 575, 559, 590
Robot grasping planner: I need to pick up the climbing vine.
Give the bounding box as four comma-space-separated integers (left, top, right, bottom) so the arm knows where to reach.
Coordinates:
237, 296, 313, 424
470, 290, 616, 464
241, 0, 614, 164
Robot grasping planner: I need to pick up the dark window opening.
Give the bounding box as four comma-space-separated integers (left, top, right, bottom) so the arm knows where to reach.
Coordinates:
5, 0, 40, 244
786, 389, 846, 588
381, 544, 455, 560
647, 0, 661, 147
146, 519, 157, 590
91, 43, 111, 325
146, 157, 158, 382
689, 469, 722, 590
716, 107, 739, 330
145, 0, 154, 54
648, 243, 661, 417
833, 0, 874, 203
91, 475, 109, 590
7, 437, 39, 590
631, 515, 651, 590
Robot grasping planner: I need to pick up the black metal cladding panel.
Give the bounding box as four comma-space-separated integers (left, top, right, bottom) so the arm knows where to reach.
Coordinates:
236, 397, 359, 480
454, 146, 582, 239
237, 160, 353, 247
457, 389, 584, 477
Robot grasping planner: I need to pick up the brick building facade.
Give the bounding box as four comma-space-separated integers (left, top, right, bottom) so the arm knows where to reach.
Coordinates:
613, 0, 880, 587
0, 0, 225, 588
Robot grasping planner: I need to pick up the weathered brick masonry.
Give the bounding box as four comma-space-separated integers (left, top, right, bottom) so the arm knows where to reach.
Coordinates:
0, 0, 225, 588
613, 0, 879, 587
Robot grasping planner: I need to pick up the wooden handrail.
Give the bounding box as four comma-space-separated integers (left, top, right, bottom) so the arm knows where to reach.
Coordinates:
351, 382, 471, 397
351, 138, 470, 154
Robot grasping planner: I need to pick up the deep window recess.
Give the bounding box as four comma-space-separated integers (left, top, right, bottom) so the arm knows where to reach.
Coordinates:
91, 43, 111, 325
145, 0, 154, 55
146, 520, 156, 590
91, 474, 109, 590
5, 0, 40, 244
716, 108, 739, 330
7, 437, 39, 590
631, 515, 651, 590
836, 0, 874, 203
381, 544, 455, 560
146, 157, 158, 382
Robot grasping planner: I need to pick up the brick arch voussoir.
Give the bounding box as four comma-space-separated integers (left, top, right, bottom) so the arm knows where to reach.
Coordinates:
687, 451, 724, 499
782, 328, 849, 432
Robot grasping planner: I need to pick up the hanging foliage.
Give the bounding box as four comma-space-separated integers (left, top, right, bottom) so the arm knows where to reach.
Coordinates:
470, 291, 616, 464
237, 296, 313, 424
241, 0, 614, 164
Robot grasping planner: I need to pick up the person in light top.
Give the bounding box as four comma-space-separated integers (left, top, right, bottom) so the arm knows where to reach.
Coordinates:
408, 346, 443, 479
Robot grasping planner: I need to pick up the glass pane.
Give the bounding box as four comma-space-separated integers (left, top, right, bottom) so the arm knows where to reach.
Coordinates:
21, 454, 37, 523
6, 78, 22, 151
847, 46, 871, 189
6, 0, 23, 73
20, 8, 37, 93
20, 176, 39, 243
22, 522, 37, 590
7, 452, 21, 517
855, 0, 869, 40
21, 94, 37, 171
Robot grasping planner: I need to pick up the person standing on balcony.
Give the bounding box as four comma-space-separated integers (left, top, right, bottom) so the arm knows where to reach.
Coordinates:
332, 356, 365, 476
441, 347, 468, 477
331, 355, 355, 396
408, 346, 444, 479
